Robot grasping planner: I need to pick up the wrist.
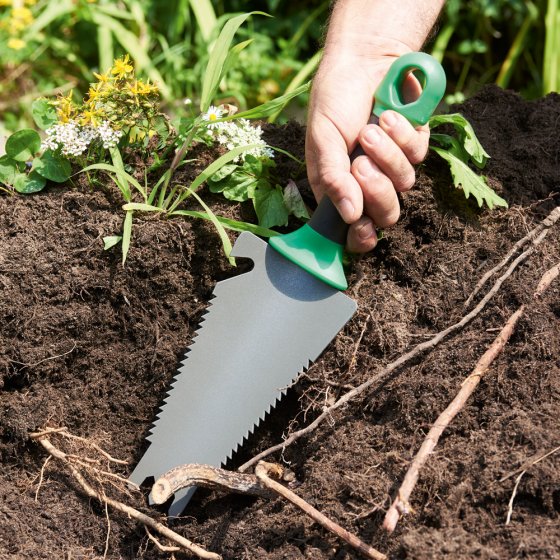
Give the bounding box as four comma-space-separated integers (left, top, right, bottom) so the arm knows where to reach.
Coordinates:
323, 0, 444, 56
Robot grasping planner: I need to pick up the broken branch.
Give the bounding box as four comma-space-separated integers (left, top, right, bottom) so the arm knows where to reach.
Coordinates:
151, 463, 275, 503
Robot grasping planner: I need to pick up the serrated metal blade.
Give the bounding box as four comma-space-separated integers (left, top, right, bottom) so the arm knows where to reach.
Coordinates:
130, 232, 356, 516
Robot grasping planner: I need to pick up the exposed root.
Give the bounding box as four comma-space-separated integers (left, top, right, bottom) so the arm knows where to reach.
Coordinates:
504, 445, 560, 525
382, 260, 560, 533
383, 306, 524, 533
463, 206, 560, 308
254, 461, 387, 560
151, 461, 386, 560
30, 428, 221, 560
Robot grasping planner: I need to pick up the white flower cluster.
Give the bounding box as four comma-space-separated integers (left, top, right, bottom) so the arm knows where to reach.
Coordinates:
41, 120, 123, 157
202, 107, 274, 163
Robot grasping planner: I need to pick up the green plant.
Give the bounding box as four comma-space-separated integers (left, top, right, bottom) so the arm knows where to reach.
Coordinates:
543, 0, 560, 93
0, 128, 71, 194
429, 113, 508, 210
87, 13, 309, 264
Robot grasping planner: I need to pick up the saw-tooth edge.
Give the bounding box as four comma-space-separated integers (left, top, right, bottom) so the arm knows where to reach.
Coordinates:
222, 357, 312, 465
145, 297, 219, 442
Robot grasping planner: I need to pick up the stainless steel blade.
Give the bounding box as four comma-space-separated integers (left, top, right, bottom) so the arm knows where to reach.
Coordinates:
130, 232, 356, 516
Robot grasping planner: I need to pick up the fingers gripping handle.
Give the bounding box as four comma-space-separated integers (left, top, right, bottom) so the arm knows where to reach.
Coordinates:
269, 53, 446, 291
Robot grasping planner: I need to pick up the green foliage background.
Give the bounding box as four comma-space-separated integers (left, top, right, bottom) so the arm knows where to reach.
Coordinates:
0, 0, 557, 135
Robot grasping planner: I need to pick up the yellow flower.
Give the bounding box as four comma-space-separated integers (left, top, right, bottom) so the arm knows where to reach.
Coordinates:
24, 0, 37, 5
54, 90, 77, 123
7, 38, 26, 50
0, 0, 13, 6
111, 54, 134, 79
86, 83, 103, 103
137, 79, 159, 96
93, 70, 111, 84
12, 7, 34, 25
80, 107, 105, 127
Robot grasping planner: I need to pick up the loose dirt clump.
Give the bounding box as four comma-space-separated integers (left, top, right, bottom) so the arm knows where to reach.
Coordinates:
1, 86, 559, 559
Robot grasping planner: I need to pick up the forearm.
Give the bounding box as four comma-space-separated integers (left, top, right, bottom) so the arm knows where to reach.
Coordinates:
324, 0, 445, 57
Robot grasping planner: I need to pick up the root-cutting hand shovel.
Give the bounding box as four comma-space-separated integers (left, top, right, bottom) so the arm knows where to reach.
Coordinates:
130, 52, 446, 516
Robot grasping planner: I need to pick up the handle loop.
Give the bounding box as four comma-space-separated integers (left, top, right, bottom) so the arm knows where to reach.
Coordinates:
372, 52, 447, 127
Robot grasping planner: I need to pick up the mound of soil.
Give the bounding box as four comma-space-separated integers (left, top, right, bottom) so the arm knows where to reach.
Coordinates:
1, 86, 559, 559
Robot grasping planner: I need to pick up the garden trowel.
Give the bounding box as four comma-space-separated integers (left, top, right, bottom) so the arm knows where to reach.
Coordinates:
130, 53, 446, 516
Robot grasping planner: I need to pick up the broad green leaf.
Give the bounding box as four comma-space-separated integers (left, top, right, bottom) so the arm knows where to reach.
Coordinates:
170, 210, 279, 237
283, 179, 309, 220
103, 236, 122, 250
31, 98, 58, 130
6, 129, 41, 162
0, 156, 18, 186
253, 184, 289, 228
183, 187, 235, 265
232, 82, 310, 120
122, 210, 133, 265
431, 146, 508, 210
13, 171, 47, 194
209, 163, 237, 182
200, 11, 269, 112
122, 203, 164, 212
208, 168, 257, 202
33, 151, 72, 183
429, 113, 490, 168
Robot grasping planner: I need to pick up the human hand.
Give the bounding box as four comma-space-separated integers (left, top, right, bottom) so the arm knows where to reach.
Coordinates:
305, 52, 431, 253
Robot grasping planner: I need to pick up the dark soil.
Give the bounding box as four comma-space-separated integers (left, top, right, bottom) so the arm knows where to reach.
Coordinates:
1, 86, 559, 559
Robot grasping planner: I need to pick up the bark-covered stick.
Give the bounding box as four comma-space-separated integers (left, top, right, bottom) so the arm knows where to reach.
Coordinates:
383, 305, 525, 533
255, 461, 387, 560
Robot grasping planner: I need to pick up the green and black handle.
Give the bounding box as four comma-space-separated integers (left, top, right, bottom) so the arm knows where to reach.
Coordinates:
269, 52, 447, 290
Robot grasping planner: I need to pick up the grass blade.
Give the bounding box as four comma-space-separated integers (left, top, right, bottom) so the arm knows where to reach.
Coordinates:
183, 188, 236, 265
122, 209, 133, 264
188, 0, 217, 42
232, 82, 310, 121
122, 203, 164, 212
268, 54, 319, 123
190, 143, 260, 190
170, 210, 279, 237
543, 0, 560, 93
200, 11, 269, 112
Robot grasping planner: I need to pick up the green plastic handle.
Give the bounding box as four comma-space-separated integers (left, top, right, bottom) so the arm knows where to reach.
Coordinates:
372, 52, 447, 127
269, 53, 446, 290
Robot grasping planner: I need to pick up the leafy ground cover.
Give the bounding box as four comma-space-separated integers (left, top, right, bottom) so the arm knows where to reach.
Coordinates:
0, 85, 558, 559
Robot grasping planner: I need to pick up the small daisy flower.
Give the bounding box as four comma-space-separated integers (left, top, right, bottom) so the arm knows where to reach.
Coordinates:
202, 105, 224, 129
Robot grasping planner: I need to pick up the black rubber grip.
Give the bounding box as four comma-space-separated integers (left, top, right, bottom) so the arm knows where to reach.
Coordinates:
308, 114, 380, 245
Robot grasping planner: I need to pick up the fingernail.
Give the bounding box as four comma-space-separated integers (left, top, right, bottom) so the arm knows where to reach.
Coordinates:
382, 111, 398, 127
357, 221, 375, 240
364, 126, 382, 145
338, 198, 355, 221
